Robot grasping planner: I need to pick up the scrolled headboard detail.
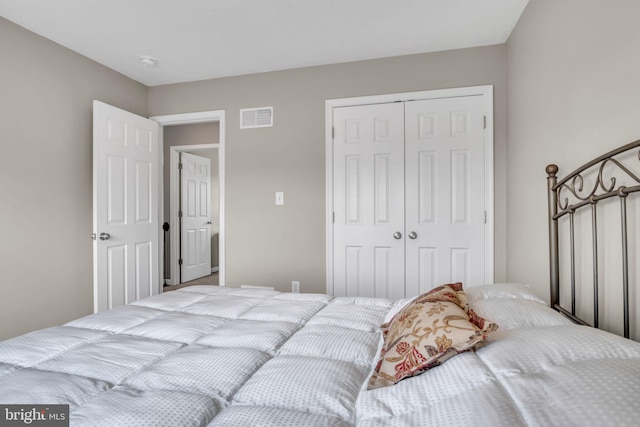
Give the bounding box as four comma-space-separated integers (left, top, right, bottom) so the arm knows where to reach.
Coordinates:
547, 140, 640, 338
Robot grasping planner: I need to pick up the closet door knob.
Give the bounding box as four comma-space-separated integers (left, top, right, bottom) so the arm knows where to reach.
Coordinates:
99, 232, 111, 241
408, 231, 418, 239
393, 232, 402, 240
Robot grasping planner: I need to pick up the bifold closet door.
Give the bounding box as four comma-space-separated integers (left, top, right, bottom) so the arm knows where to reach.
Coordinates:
333, 103, 406, 299
332, 95, 488, 299
404, 96, 487, 295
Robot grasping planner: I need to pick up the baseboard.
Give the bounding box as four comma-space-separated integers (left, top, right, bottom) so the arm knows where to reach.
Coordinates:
211, 267, 219, 273
241, 285, 275, 290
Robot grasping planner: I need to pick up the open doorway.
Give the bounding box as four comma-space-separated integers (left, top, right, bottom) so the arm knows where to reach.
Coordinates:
152, 110, 225, 288
165, 126, 218, 286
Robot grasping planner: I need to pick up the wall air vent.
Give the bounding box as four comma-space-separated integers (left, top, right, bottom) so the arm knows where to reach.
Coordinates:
240, 106, 273, 129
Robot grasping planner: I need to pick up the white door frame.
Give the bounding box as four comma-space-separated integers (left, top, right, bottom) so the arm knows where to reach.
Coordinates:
170, 145, 218, 285
325, 85, 494, 295
151, 110, 226, 287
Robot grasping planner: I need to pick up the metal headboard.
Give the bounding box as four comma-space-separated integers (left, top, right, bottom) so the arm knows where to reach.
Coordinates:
547, 140, 640, 338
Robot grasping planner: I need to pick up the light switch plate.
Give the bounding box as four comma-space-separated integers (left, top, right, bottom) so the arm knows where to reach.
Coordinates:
275, 191, 284, 205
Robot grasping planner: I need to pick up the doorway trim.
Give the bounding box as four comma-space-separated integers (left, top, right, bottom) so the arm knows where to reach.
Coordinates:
151, 110, 226, 287
325, 85, 494, 295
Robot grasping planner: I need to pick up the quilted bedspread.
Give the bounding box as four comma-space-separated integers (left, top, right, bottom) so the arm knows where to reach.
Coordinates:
0, 284, 639, 426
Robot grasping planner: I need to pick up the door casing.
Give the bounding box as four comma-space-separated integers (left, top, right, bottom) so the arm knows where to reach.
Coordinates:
151, 110, 226, 287
325, 86, 494, 295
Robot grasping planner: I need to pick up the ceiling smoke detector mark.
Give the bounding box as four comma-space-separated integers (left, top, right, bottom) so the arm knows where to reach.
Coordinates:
139, 56, 158, 67
240, 107, 273, 129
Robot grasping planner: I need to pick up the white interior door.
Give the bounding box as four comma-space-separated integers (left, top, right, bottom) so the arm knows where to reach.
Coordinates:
93, 101, 159, 312
180, 152, 211, 282
405, 96, 488, 295
332, 103, 406, 299
331, 93, 491, 299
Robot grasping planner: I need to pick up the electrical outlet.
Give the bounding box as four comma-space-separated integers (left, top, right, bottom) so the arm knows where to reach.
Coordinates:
291, 281, 300, 293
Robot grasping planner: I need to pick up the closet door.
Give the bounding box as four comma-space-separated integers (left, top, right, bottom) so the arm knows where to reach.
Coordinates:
332, 103, 406, 299
404, 96, 487, 295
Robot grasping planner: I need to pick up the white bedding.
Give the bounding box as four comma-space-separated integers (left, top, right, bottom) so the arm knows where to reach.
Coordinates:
0, 284, 639, 426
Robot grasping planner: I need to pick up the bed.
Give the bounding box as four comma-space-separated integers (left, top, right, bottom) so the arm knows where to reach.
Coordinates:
1, 142, 639, 426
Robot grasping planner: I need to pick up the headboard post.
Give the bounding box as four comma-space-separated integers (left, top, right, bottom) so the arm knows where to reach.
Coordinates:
546, 164, 560, 308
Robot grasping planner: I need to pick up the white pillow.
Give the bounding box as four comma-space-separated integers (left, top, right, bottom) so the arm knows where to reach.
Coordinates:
465, 283, 545, 304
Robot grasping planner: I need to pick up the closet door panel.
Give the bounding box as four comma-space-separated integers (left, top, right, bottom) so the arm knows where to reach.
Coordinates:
405, 96, 486, 296
333, 103, 405, 299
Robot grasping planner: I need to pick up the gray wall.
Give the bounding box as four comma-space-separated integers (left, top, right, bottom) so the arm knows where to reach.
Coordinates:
3, 0, 638, 339
149, 45, 508, 293
162, 122, 220, 280
0, 18, 148, 340
506, 0, 640, 302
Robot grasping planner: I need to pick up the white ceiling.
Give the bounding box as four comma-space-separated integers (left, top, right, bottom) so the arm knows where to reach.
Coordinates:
0, 0, 528, 87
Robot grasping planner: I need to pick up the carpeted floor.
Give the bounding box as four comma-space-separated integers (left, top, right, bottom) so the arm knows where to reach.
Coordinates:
163, 272, 219, 292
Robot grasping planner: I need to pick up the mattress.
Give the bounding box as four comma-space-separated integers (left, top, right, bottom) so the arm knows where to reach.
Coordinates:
0, 284, 639, 426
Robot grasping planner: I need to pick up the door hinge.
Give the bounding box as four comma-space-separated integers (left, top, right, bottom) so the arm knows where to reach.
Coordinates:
484, 211, 487, 224
331, 127, 335, 139
332, 211, 335, 223
178, 258, 183, 265
178, 210, 183, 218
483, 116, 487, 129
178, 162, 183, 170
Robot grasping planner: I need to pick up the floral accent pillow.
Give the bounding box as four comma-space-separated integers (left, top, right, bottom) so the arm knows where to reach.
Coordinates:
368, 283, 498, 389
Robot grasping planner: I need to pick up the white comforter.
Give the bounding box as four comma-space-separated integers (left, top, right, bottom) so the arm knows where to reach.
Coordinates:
0, 284, 639, 426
